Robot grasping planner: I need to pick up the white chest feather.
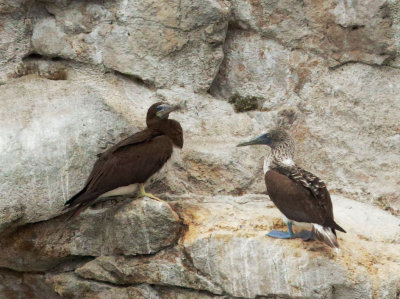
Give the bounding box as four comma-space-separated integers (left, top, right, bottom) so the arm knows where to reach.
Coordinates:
281, 158, 295, 167
264, 156, 295, 174
99, 184, 138, 198
263, 156, 271, 174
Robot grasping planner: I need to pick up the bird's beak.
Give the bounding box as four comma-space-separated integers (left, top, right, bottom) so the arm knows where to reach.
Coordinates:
156, 104, 181, 119
237, 135, 268, 147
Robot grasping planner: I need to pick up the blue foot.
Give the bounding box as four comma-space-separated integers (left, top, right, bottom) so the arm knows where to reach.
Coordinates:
267, 222, 315, 241
267, 230, 294, 239
295, 230, 315, 241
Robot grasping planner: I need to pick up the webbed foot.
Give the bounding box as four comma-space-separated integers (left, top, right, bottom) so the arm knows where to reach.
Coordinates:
137, 184, 163, 202
267, 230, 294, 239
267, 228, 315, 240
138, 192, 163, 202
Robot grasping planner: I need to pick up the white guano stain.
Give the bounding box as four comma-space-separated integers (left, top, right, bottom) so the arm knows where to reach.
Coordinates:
228, 244, 238, 295
241, 238, 251, 298
139, 199, 152, 253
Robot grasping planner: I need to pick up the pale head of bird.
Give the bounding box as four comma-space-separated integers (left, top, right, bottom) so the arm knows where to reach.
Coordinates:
237, 128, 296, 159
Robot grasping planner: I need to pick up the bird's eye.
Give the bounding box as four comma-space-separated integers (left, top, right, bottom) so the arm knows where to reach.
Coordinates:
156, 106, 163, 111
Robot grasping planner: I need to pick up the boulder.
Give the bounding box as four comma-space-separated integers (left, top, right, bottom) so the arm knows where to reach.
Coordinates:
75, 247, 223, 294
229, 0, 398, 67
49, 273, 159, 299
0, 198, 181, 271
31, 0, 231, 90
179, 195, 400, 298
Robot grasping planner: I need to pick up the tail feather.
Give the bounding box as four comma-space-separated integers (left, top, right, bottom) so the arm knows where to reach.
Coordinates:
64, 190, 101, 219
313, 224, 340, 249
64, 187, 88, 208
325, 218, 346, 233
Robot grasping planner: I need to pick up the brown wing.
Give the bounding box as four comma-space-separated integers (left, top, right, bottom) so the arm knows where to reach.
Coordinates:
65, 132, 172, 208
265, 169, 345, 232
96, 129, 160, 159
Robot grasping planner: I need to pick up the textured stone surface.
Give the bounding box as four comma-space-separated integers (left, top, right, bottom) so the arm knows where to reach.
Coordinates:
0, 269, 60, 299
297, 63, 400, 200
49, 273, 159, 299
76, 247, 223, 294
229, 0, 399, 67
0, 198, 181, 271
179, 195, 400, 298
0, 1, 33, 82
49, 273, 224, 299
153, 287, 224, 299
0, 0, 400, 298
31, 0, 230, 90
210, 30, 323, 109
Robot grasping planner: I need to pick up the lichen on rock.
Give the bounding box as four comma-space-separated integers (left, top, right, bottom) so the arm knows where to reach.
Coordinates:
228, 94, 263, 112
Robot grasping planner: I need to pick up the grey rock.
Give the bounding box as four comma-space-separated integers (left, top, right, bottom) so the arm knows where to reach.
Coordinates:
180, 195, 400, 298
31, 0, 231, 90
0, 198, 181, 271
298, 63, 400, 201
49, 273, 225, 299
155, 286, 226, 299
0, 269, 60, 299
210, 30, 321, 109
229, 0, 399, 67
49, 273, 160, 299
75, 247, 223, 294
0, 2, 33, 83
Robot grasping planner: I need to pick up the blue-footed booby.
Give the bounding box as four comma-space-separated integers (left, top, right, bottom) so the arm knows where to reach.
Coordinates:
64, 102, 183, 217
238, 128, 346, 248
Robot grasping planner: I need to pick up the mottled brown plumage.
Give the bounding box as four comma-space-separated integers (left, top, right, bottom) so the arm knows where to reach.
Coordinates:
238, 128, 345, 248
65, 102, 183, 216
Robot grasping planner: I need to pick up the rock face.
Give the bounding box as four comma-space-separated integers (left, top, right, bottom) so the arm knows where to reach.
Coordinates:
75, 247, 223, 294
0, 1, 33, 83
0, 198, 181, 271
229, 0, 398, 67
0, 0, 400, 298
31, 0, 230, 90
179, 195, 400, 298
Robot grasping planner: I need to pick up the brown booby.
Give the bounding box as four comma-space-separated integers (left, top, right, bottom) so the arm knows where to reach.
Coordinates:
237, 128, 346, 248
64, 102, 183, 216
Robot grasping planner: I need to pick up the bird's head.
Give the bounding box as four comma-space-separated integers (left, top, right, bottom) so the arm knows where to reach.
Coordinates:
147, 102, 181, 121
237, 128, 294, 150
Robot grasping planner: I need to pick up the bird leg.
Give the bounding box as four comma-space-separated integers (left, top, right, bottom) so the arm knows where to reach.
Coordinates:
295, 229, 315, 241
137, 184, 163, 202
267, 222, 315, 240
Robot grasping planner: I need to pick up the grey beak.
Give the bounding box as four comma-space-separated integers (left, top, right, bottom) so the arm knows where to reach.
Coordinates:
237, 135, 267, 147
156, 104, 181, 119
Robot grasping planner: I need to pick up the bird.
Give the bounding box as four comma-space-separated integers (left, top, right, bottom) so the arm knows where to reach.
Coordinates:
237, 128, 346, 248
64, 102, 183, 217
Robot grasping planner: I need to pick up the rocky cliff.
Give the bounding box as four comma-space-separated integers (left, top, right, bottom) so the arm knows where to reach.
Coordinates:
0, 0, 399, 298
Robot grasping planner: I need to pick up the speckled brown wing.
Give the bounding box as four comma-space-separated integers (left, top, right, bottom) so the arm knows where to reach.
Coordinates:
274, 166, 327, 199
65, 131, 172, 209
